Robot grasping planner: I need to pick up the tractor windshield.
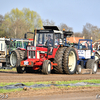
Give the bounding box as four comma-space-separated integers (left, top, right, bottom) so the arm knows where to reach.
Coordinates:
10, 41, 29, 49
23, 41, 28, 49
78, 40, 92, 50
36, 33, 54, 47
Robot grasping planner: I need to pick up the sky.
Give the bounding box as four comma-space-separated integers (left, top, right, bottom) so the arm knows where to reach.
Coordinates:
0, 0, 100, 33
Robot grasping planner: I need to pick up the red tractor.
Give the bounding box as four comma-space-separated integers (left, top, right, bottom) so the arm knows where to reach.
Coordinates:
18, 26, 78, 74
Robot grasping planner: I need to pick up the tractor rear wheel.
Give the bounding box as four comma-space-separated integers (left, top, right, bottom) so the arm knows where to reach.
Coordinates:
17, 50, 25, 60
42, 60, 51, 75
63, 47, 77, 74
54, 47, 67, 73
10, 50, 20, 67
10, 50, 26, 68
86, 59, 98, 74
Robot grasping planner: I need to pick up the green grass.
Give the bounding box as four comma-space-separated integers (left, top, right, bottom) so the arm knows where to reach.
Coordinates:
0, 82, 18, 87
22, 81, 52, 86
0, 79, 100, 87
57, 85, 100, 89
0, 88, 23, 93
0, 68, 16, 71
55, 79, 100, 84
0, 79, 100, 93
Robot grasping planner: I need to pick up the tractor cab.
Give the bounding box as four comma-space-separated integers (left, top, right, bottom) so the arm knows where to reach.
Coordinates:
10, 38, 31, 51
77, 39, 93, 59
78, 39, 92, 51
35, 26, 73, 48
27, 26, 73, 57
36, 26, 63, 48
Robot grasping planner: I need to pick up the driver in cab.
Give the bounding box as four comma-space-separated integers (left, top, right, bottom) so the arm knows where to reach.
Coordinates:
46, 35, 53, 46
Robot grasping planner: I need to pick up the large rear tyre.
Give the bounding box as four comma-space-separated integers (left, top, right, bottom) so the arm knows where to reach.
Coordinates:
10, 50, 20, 67
42, 60, 51, 75
86, 59, 98, 74
10, 50, 26, 68
17, 50, 25, 60
54, 47, 67, 73
63, 47, 77, 74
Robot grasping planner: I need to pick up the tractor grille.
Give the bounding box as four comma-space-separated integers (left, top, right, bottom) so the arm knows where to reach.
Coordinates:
28, 51, 35, 58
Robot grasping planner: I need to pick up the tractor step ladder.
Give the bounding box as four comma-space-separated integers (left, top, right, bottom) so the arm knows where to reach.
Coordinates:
81, 69, 92, 74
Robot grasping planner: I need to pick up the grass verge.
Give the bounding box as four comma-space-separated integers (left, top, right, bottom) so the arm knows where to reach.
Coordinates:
0, 79, 100, 93
0, 88, 23, 93
0, 68, 16, 71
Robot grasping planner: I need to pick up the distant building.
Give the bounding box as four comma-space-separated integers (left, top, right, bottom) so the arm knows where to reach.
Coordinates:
66, 37, 84, 43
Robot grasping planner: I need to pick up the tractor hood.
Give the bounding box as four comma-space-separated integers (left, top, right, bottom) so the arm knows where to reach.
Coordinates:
27, 46, 47, 52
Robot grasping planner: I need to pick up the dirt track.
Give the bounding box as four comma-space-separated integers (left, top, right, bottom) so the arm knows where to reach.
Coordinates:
0, 69, 100, 82
0, 69, 100, 99
8, 87, 100, 100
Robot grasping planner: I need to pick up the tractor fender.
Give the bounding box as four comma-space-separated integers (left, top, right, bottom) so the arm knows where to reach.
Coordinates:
74, 48, 79, 60
95, 51, 100, 56
17, 48, 26, 51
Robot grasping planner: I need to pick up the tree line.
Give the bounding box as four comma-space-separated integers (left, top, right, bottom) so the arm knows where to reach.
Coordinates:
0, 8, 100, 42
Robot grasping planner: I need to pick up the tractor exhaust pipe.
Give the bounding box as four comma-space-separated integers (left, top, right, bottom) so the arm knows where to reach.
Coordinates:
34, 29, 37, 47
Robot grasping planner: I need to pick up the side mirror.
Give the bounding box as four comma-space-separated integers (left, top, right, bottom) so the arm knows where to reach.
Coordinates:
24, 33, 27, 39
5, 40, 10, 45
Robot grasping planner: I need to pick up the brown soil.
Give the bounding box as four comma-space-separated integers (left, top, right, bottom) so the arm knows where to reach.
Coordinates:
0, 69, 100, 99
2, 86, 100, 100
0, 70, 100, 82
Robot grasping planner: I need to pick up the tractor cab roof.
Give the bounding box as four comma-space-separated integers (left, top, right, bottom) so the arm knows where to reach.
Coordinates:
36, 26, 73, 37
63, 31, 73, 37
43, 26, 59, 31
11, 38, 29, 42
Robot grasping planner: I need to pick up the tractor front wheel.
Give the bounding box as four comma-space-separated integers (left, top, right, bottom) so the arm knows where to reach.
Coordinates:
16, 66, 25, 73
86, 59, 98, 74
95, 53, 100, 62
42, 60, 51, 75
76, 65, 82, 74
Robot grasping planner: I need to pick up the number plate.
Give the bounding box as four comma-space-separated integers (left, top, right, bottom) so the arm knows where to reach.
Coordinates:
24, 61, 28, 65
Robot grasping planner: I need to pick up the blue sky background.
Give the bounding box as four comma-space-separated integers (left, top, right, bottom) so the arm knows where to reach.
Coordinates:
0, 0, 100, 32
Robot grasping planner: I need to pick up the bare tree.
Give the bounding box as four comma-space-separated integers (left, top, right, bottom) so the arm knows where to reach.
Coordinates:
82, 23, 100, 42
42, 19, 55, 26
58, 23, 73, 31
74, 32, 83, 37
